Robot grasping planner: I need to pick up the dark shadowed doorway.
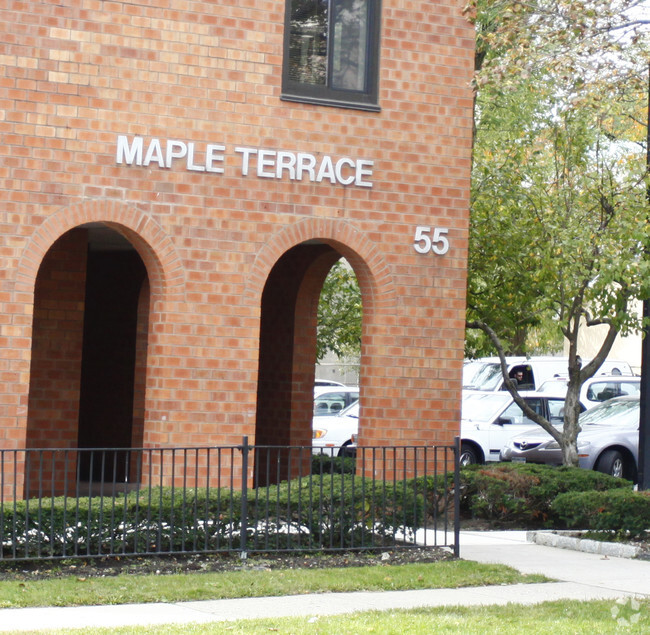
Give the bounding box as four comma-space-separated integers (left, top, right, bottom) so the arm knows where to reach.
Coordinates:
27, 225, 150, 485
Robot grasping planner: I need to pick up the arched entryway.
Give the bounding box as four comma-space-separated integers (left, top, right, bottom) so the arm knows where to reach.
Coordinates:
254, 242, 362, 485
26, 225, 150, 484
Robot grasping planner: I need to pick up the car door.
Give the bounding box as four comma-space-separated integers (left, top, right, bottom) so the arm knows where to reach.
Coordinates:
487, 397, 545, 460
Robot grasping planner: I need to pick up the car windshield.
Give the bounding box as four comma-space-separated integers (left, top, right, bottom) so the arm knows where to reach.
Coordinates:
462, 362, 503, 391
579, 398, 639, 427
462, 392, 511, 423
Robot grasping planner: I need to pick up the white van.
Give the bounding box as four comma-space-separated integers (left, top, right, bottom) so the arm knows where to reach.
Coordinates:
537, 375, 641, 409
463, 356, 633, 393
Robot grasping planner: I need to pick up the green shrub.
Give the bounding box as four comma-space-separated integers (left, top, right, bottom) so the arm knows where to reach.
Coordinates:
459, 463, 631, 527
552, 489, 650, 539
408, 472, 456, 521
1, 472, 427, 559
311, 454, 356, 475
248, 474, 426, 550
3, 487, 245, 558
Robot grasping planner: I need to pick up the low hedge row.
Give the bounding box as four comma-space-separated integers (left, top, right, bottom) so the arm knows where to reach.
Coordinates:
459, 463, 649, 538
4, 461, 648, 560
1, 471, 427, 559
552, 488, 650, 539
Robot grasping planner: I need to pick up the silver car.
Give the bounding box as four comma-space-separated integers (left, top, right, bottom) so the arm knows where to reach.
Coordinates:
461, 390, 580, 465
500, 396, 639, 481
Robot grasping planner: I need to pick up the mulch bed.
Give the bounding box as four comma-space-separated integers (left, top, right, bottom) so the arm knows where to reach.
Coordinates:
0, 547, 454, 582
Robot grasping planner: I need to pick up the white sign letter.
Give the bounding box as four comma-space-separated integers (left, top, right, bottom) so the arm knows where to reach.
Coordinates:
165, 140, 187, 168
355, 160, 374, 188
257, 150, 276, 178
143, 139, 165, 167
276, 152, 297, 180
116, 135, 144, 165
186, 142, 204, 172
235, 147, 258, 176
335, 158, 356, 186
296, 153, 317, 181
316, 156, 336, 184
205, 144, 225, 174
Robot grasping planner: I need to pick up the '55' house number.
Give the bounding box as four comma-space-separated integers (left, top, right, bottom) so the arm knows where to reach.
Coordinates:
413, 226, 449, 255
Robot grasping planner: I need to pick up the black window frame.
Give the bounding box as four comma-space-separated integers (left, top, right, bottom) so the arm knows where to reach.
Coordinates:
281, 0, 382, 111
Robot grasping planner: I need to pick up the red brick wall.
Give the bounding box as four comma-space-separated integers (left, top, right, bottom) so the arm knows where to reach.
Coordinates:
0, 1, 475, 490
26, 229, 87, 450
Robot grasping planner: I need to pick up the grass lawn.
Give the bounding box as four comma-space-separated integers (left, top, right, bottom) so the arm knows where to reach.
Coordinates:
0, 559, 547, 609
22, 599, 650, 634
1, 556, 647, 634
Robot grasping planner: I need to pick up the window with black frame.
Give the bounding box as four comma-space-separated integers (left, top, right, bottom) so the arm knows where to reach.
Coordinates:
282, 0, 381, 111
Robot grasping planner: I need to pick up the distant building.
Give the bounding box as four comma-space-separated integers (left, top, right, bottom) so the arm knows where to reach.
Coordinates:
316, 352, 361, 387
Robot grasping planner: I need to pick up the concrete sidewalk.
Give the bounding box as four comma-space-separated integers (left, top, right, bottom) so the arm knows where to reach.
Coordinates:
0, 531, 649, 632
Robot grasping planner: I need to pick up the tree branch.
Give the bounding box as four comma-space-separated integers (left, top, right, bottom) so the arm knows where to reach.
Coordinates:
465, 320, 563, 441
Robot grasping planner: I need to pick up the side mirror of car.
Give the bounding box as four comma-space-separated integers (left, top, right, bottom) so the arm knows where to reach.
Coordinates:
496, 416, 514, 426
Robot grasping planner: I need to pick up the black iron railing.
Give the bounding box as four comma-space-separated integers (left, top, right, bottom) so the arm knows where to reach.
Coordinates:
0, 439, 459, 562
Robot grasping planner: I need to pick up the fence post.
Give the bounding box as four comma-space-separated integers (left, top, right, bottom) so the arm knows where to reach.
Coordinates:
239, 436, 249, 559
454, 436, 460, 558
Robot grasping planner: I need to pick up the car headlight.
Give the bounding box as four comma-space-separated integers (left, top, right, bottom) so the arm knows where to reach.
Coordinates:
546, 441, 560, 450
313, 429, 327, 439
577, 440, 592, 451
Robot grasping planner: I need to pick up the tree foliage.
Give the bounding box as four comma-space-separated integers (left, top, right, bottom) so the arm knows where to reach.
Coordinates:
466, 0, 650, 465
316, 260, 362, 362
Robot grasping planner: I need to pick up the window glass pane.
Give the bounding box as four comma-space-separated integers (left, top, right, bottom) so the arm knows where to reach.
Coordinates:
547, 399, 566, 424
314, 391, 347, 414
289, 0, 328, 86
620, 382, 640, 396
331, 0, 369, 91
499, 402, 524, 424
589, 383, 619, 402
500, 398, 541, 425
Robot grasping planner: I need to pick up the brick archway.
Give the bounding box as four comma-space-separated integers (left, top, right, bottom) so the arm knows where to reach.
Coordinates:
245, 217, 396, 315
250, 218, 397, 481
5, 199, 185, 465
14, 199, 185, 302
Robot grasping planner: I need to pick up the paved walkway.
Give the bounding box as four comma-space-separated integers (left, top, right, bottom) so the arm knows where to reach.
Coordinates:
1, 531, 649, 632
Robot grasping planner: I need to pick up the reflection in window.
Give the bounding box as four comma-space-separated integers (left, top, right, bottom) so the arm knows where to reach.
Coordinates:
331, 0, 368, 91
288, 0, 328, 85
284, 0, 379, 109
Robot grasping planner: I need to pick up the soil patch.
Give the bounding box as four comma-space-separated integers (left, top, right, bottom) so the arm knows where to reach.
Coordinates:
0, 547, 453, 582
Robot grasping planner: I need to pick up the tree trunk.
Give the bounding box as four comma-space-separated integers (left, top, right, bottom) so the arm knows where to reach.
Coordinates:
560, 381, 581, 467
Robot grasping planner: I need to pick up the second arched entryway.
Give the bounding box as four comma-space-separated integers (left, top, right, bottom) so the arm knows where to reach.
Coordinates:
251, 218, 394, 485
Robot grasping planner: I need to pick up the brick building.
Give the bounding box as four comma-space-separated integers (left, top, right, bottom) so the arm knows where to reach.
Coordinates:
1, 1, 475, 492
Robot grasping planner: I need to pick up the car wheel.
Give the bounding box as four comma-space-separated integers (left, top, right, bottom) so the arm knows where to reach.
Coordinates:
338, 443, 356, 459
596, 449, 625, 479
459, 443, 479, 466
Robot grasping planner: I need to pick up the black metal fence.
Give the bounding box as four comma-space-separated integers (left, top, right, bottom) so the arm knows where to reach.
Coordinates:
0, 439, 459, 562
